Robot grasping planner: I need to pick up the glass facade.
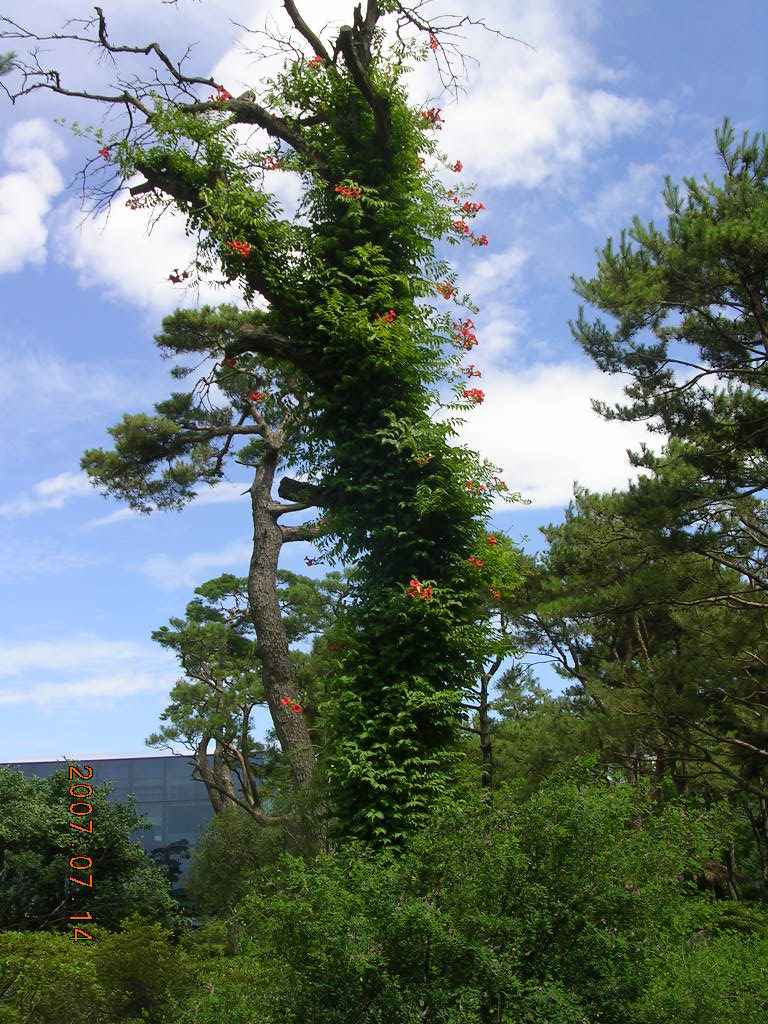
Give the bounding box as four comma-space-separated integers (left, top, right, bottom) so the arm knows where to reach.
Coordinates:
1, 754, 264, 889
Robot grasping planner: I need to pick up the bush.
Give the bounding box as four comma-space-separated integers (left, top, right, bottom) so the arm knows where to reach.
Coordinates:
184, 804, 285, 918
176, 768, 735, 1024
637, 933, 768, 1024
0, 931, 109, 1024
92, 915, 192, 1023
0, 917, 195, 1024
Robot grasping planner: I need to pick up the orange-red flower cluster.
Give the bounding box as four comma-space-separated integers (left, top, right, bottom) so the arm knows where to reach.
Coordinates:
250, 389, 264, 402
462, 388, 485, 404
453, 218, 470, 234
420, 107, 444, 129
221, 357, 237, 368
452, 160, 463, 172
467, 556, 485, 568
429, 34, 439, 50
209, 86, 232, 102
462, 201, 485, 215
308, 55, 324, 67
406, 578, 433, 601
377, 309, 396, 324
463, 364, 482, 378
436, 281, 457, 300
454, 318, 477, 349
415, 452, 434, 465
263, 156, 280, 170
472, 234, 489, 247
464, 480, 488, 493
487, 536, 497, 545
489, 587, 502, 601
335, 184, 361, 199
280, 695, 302, 712
98, 146, 110, 160
228, 240, 251, 257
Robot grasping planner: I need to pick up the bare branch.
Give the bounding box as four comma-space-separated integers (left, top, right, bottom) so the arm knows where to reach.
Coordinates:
336, 21, 391, 153
283, 0, 332, 61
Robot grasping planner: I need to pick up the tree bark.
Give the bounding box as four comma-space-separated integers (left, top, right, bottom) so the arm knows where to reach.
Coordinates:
247, 439, 316, 793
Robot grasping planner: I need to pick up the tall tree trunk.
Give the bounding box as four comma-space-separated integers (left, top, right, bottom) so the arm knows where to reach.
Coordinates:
247, 442, 316, 794
478, 671, 493, 789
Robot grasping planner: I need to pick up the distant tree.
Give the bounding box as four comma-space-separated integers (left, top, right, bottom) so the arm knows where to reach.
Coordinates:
146, 569, 352, 827
457, 531, 526, 788
516, 489, 768, 788
572, 120, 768, 598
486, 665, 606, 799
0, 767, 176, 933
184, 804, 285, 919
507, 487, 768, 886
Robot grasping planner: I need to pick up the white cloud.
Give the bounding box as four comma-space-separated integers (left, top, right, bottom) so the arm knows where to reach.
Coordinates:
0, 537, 101, 578
578, 162, 664, 233
141, 538, 253, 589
408, 0, 665, 190
0, 119, 66, 273
0, 343, 156, 441
0, 633, 175, 706
457, 360, 664, 508
52, 196, 246, 318
195, 480, 251, 505
83, 507, 140, 529
0, 471, 92, 516
459, 246, 530, 302
456, 246, 531, 363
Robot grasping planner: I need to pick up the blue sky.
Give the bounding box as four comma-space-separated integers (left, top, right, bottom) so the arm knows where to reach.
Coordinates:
0, 0, 765, 761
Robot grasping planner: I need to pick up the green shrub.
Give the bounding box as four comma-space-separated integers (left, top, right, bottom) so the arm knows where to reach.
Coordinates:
92, 914, 191, 1023
184, 805, 285, 918
637, 934, 768, 1024
0, 931, 109, 1024
174, 769, 729, 1024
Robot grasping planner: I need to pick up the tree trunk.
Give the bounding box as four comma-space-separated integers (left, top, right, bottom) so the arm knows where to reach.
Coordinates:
478, 672, 493, 789
194, 738, 236, 813
247, 443, 316, 794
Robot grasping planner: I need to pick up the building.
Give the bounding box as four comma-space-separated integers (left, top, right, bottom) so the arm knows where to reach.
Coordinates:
1, 754, 234, 888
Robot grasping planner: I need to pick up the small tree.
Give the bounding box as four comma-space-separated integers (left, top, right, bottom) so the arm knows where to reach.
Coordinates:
0, 767, 176, 932
147, 569, 351, 827
84, 305, 324, 804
